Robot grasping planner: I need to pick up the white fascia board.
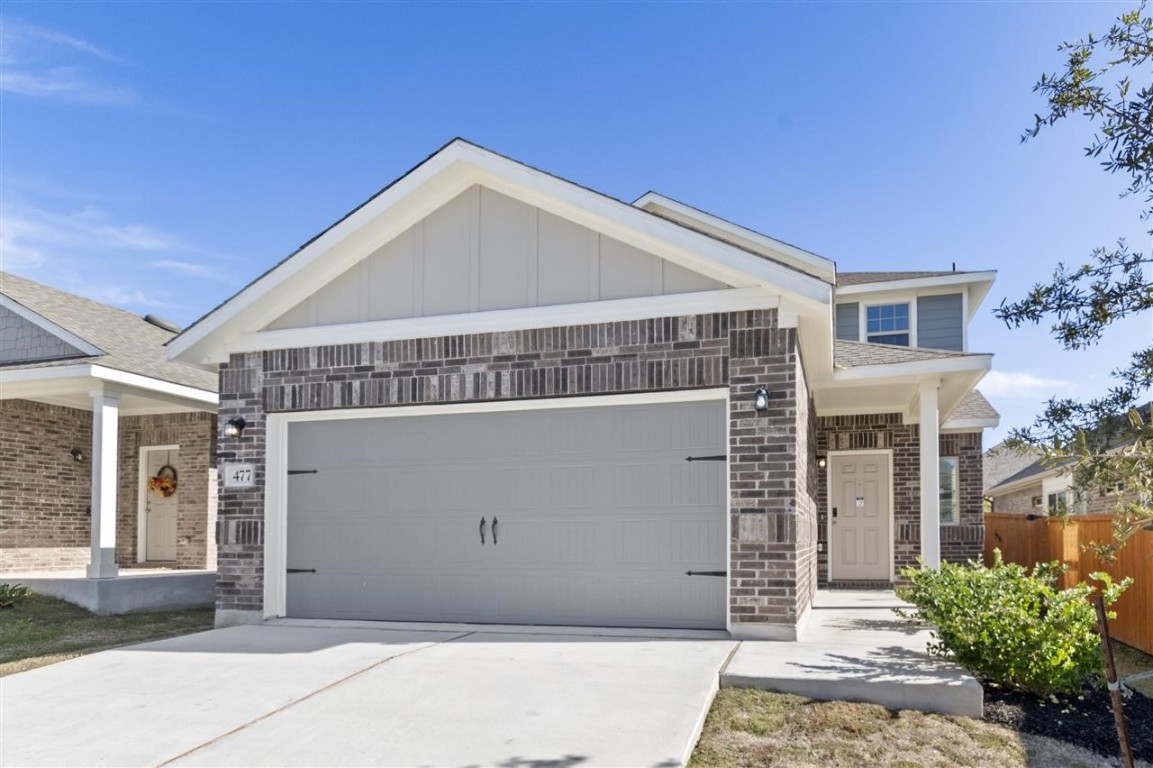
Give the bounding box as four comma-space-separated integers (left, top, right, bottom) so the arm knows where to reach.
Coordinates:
0, 363, 94, 385
942, 417, 1000, 431
988, 471, 1052, 497
226, 287, 778, 358
168, 147, 471, 364
0, 294, 104, 357
830, 354, 993, 383
89, 365, 218, 407
0, 363, 217, 409
836, 271, 997, 298
631, 192, 836, 282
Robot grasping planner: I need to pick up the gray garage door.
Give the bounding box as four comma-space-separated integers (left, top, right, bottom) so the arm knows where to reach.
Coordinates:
285, 399, 727, 629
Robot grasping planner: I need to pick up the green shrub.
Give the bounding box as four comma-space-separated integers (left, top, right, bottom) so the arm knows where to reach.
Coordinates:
0, 583, 31, 609
894, 550, 1130, 696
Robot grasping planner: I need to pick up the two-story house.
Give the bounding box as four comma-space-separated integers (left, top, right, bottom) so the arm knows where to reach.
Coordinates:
168, 139, 998, 640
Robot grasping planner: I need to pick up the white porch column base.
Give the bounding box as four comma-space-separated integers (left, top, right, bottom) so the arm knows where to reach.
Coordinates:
918, 379, 941, 569
87, 388, 120, 579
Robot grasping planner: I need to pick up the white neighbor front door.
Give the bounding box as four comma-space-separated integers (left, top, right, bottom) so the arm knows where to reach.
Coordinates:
829, 453, 891, 581
141, 447, 179, 562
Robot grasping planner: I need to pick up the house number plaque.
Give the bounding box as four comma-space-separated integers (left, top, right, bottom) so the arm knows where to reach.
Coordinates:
223, 463, 256, 489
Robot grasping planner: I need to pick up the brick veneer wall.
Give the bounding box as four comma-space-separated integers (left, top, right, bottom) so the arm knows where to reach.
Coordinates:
814, 414, 983, 583
0, 400, 91, 571
216, 310, 817, 637
116, 412, 218, 568
991, 486, 1042, 515
0, 399, 217, 572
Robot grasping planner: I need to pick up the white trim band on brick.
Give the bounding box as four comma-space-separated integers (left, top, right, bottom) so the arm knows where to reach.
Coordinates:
227, 287, 780, 357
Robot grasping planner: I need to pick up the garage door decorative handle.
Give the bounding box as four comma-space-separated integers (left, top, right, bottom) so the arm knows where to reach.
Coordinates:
479, 516, 487, 545
492, 516, 498, 545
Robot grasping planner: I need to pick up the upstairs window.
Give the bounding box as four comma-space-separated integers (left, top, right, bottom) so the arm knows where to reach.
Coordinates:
865, 303, 911, 346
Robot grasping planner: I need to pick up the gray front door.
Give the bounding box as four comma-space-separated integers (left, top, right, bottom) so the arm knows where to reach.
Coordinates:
285, 399, 727, 629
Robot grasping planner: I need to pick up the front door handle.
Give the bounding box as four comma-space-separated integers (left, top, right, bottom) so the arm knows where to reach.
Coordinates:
492, 517, 498, 545
479, 516, 487, 545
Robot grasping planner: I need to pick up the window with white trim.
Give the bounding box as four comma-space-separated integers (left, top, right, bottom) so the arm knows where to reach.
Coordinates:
865, 303, 911, 346
939, 456, 959, 524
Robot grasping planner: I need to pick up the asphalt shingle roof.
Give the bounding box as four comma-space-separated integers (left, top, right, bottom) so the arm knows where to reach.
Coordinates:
946, 390, 999, 423
838, 271, 977, 286
0, 272, 217, 392
983, 441, 1044, 493
833, 339, 973, 367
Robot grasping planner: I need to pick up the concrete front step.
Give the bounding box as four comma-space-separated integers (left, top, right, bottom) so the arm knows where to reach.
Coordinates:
721, 640, 984, 718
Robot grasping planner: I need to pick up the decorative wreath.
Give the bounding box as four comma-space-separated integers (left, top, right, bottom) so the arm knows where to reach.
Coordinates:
148, 465, 178, 498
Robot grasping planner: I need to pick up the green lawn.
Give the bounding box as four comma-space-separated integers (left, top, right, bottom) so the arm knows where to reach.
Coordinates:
0, 591, 214, 676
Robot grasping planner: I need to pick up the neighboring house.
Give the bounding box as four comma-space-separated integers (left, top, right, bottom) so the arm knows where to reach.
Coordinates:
983, 440, 1041, 497
169, 139, 999, 639
986, 429, 1145, 517
0, 272, 219, 576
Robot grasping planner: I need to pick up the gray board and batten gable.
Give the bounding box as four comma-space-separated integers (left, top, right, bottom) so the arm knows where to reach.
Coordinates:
264, 186, 730, 331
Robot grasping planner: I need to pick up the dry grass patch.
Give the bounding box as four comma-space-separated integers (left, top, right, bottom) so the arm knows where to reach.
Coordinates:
1114, 640, 1153, 698
0, 592, 213, 676
690, 687, 1144, 768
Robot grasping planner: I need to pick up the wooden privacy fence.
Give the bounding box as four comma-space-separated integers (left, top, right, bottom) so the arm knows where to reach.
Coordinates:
984, 513, 1153, 655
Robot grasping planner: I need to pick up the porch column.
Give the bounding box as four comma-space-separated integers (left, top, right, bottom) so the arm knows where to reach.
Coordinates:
87, 388, 120, 579
918, 378, 941, 569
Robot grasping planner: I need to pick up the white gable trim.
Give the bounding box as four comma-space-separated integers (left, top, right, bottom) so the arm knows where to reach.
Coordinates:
632, 192, 836, 283
169, 140, 832, 366
0, 294, 103, 357
228, 287, 778, 357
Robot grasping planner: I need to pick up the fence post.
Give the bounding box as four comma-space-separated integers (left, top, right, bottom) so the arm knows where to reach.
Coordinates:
1047, 518, 1080, 589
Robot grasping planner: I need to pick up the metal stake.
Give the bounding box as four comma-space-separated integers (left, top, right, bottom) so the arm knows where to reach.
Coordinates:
1093, 591, 1135, 768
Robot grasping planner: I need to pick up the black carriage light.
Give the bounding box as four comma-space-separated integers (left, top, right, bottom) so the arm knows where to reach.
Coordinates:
224, 417, 248, 438
817, 455, 827, 470
753, 385, 770, 412
70, 448, 84, 463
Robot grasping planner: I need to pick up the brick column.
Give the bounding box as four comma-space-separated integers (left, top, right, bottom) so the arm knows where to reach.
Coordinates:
727, 316, 808, 640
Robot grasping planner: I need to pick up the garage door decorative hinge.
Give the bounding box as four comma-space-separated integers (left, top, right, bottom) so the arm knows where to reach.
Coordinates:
685, 570, 727, 577
287, 568, 317, 574
288, 469, 319, 476
685, 455, 726, 462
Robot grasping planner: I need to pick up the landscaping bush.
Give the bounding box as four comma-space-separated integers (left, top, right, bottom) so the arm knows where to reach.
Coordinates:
895, 550, 1130, 696
0, 584, 31, 609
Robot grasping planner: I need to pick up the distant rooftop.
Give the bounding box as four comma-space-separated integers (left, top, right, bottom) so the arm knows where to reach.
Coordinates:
838, 271, 982, 286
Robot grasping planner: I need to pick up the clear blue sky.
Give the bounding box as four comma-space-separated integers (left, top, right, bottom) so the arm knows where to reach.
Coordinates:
2, 1, 1148, 443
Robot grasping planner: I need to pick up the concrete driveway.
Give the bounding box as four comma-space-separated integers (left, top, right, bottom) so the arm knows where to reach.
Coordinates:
1, 623, 736, 768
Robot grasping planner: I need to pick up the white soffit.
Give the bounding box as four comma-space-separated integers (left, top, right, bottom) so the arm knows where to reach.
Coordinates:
168, 140, 832, 366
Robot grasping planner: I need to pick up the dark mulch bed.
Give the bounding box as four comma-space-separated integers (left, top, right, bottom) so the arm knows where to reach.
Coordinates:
984, 684, 1153, 762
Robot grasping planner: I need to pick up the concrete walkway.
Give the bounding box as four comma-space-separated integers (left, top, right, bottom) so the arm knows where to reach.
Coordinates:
1, 624, 736, 767
722, 590, 983, 717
